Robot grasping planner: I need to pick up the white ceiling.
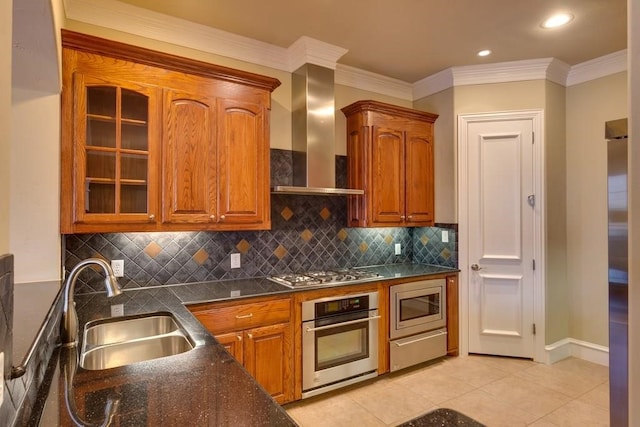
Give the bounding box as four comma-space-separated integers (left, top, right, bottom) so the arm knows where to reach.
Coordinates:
115, 0, 627, 83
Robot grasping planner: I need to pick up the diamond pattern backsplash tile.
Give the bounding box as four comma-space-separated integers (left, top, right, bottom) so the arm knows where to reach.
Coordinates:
63, 149, 457, 294
412, 224, 458, 269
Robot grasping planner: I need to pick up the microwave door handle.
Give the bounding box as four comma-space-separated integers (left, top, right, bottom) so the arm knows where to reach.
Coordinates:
305, 315, 381, 332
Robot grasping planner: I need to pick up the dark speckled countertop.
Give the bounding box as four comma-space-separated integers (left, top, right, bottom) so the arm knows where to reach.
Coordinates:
35, 263, 457, 426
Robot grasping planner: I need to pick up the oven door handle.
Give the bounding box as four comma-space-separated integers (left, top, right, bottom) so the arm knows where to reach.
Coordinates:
305, 315, 381, 332
393, 330, 448, 347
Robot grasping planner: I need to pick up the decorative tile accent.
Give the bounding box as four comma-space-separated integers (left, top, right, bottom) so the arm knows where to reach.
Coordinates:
280, 207, 294, 221
359, 242, 369, 253
337, 229, 348, 241
236, 239, 251, 254
384, 235, 393, 245
144, 241, 162, 258
300, 229, 313, 242
192, 248, 209, 265
413, 226, 457, 269
274, 245, 287, 260
319, 207, 331, 220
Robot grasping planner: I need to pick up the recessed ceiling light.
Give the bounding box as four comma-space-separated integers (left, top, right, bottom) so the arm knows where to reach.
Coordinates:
477, 50, 492, 57
541, 13, 574, 29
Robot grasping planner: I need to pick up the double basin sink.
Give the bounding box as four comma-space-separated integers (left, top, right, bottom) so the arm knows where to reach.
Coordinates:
79, 312, 195, 370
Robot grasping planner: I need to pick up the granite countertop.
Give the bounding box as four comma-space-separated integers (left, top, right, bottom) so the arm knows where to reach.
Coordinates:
34, 263, 457, 426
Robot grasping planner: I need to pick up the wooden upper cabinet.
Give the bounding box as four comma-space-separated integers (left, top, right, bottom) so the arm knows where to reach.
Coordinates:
162, 89, 217, 224
371, 126, 405, 224
341, 100, 438, 228
61, 68, 161, 233
60, 30, 280, 233
216, 98, 269, 227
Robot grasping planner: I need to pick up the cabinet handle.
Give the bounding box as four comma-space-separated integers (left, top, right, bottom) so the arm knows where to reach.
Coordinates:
209, 215, 216, 221
148, 214, 155, 221
235, 313, 253, 319
220, 215, 226, 221
247, 333, 253, 340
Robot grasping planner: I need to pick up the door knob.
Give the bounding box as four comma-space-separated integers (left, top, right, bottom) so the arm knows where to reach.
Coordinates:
471, 264, 483, 271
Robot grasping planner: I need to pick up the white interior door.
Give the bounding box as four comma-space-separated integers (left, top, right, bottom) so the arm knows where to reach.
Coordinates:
464, 114, 537, 359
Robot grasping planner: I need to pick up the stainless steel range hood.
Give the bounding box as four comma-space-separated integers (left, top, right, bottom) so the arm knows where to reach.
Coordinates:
271, 64, 363, 196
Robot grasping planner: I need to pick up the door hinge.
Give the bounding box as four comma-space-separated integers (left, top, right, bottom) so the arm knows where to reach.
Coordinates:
532, 259, 536, 270
533, 324, 536, 335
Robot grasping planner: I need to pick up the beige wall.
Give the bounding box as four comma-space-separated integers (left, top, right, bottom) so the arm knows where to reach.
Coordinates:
566, 72, 627, 346
0, 0, 11, 253
10, 89, 61, 282
544, 80, 569, 344
414, 88, 456, 223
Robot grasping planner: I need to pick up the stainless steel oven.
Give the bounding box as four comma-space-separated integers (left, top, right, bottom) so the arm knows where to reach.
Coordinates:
301, 291, 379, 398
389, 279, 447, 371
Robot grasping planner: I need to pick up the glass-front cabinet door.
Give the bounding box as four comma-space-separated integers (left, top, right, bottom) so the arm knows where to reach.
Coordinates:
73, 74, 159, 226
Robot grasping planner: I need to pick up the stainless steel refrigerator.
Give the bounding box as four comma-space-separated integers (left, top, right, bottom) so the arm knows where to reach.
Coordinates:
606, 118, 628, 427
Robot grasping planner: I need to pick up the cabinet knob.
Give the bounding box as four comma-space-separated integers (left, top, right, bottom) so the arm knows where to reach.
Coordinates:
209, 215, 216, 221
401, 215, 406, 220
220, 215, 226, 221
148, 214, 155, 221
237, 335, 242, 342
247, 333, 253, 340
407, 215, 413, 220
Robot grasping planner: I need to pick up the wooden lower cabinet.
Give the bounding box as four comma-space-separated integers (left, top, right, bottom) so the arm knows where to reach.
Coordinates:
189, 296, 294, 404
446, 274, 459, 356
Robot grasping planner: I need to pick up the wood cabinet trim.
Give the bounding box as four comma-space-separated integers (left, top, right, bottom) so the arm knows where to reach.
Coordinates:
341, 99, 438, 123
61, 30, 281, 93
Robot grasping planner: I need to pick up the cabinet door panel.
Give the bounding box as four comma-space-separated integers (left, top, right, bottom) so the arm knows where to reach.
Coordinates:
244, 323, 293, 404
70, 73, 159, 227
217, 99, 268, 226
371, 126, 405, 224
405, 129, 434, 225
163, 89, 217, 224
215, 332, 244, 362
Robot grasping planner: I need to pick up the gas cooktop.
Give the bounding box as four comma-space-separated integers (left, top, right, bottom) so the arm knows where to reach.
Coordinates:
267, 269, 381, 288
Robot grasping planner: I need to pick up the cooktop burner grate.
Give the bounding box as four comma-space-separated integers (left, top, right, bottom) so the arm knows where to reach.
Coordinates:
268, 269, 381, 288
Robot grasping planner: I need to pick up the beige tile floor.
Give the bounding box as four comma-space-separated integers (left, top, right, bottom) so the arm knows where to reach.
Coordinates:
284, 355, 610, 427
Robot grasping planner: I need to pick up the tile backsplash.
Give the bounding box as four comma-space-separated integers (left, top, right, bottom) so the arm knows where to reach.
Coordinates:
63, 150, 457, 294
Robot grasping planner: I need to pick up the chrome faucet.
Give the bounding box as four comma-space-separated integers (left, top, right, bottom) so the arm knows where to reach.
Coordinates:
62, 258, 122, 347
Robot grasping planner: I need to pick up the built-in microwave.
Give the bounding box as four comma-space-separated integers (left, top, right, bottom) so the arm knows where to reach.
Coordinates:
390, 278, 446, 340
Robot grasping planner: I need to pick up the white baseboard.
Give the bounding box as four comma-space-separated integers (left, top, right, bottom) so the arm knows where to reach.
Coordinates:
545, 338, 609, 366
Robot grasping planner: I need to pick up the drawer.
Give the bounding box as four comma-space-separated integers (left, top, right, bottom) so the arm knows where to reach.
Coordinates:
191, 298, 291, 335
389, 328, 447, 372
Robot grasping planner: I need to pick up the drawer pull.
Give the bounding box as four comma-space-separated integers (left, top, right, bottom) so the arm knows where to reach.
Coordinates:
394, 330, 447, 347
235, 313, 253, 319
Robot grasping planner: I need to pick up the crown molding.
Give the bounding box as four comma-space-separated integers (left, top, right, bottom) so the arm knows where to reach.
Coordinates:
452, 58, 570, 87
287, 36, 348, 71
335, 64, 413, 101
413, 68, 454, 100
566, 50, 627, 86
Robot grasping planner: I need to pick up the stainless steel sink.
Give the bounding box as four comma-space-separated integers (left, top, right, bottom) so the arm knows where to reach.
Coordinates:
79, 312, 195, 370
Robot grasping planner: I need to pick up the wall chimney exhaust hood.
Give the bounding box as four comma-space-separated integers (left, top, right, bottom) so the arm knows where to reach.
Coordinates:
271, 63, 364, 196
